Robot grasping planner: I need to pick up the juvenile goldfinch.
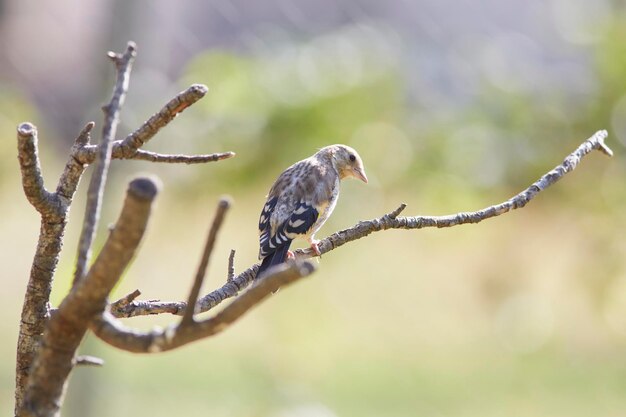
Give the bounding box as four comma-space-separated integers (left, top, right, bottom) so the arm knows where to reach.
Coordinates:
257, 144, 368, 278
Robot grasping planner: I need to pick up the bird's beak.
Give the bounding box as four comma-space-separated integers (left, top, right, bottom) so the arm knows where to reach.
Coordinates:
353, 167, 368, 183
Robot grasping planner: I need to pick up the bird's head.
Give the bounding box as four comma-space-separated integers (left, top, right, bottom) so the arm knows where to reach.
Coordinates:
320, 144, 368, 183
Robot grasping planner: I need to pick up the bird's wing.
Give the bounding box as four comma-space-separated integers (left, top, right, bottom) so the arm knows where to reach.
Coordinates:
259, 200, 320, 259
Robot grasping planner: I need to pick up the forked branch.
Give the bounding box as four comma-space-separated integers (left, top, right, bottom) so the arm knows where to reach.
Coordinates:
110, 129, 613, 319
20, 177, 159, 417
73, 84, 218, 164
15, 41, 234, 417
92, 261, 316, 353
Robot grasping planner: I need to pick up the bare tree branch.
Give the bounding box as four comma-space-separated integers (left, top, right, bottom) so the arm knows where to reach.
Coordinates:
111, 263, 260, 318
181, 198, 232, 326
14, 121, 87, 413
110, 130, 613, 319
129, 149, 235, 164
73, 42, 137, 284
293, 130, 613, 259
13, 82, 223, 414
116, 83, 208, 155
111, 297, 182, 316
74, 84, 210, 164
16, 123, 57, 215
14, 43, 231, 415
20, 177, 159, 417
92, 261, 316, 353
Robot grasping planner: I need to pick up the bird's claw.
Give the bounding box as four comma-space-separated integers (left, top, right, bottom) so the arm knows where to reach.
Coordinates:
309, 240, 321, 256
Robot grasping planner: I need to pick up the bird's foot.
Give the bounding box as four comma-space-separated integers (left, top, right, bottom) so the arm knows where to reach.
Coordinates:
308, 239, 321, 256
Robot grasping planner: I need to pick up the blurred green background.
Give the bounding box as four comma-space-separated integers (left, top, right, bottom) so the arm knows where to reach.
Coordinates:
1, 1, 626, 416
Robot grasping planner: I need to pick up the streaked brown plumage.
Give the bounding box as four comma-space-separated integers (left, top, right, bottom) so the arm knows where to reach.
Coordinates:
257, 144, 367, 278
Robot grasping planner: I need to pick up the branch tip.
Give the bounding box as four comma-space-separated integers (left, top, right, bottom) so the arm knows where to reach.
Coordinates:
17, 122, 36, 136
388, 203, 407, 219
126, 41, 137, 53
127, 289, 142, 300
17, 121, 55, 214
595, 130, 613, 157
75, 122, 95, 145
227, 249, 236, 282
111, 289, 142, 311
75, 355, 105, 367
128, 176, 161, 201
218, 196, 233, 210
107, 42, 136, 65
189, 83, 209, 96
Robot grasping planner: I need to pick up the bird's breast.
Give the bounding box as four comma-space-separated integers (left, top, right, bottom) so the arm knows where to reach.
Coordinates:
308, 178, 340, 236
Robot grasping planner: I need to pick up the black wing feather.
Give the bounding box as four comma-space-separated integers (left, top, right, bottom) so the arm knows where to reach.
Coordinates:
259, 196, 278, 232
256, 201, 318, 279
284, 201, 319, 236
256, 240, 293, 279
258, 201, 319, 259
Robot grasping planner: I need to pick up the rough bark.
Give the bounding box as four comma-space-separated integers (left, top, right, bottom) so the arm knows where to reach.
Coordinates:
20, 178, 159, 417
14, 41, 233, 416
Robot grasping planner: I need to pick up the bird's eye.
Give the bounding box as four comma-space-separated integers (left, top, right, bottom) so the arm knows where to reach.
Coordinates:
349, 154, 356, 162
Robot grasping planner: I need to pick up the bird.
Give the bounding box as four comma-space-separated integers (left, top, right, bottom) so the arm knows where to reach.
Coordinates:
257, 144, 368, 279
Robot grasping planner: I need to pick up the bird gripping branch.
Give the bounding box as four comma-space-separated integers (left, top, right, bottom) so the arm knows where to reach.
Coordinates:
257, 144, 368, 278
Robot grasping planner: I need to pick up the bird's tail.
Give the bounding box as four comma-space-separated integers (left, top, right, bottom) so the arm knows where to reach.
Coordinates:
256, 241, 292, 279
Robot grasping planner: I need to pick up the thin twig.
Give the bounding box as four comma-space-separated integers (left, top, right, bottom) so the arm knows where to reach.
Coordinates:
227, 250, 236, 282
111, 263, 260, 318
73, 42, 136, 285
181, 197, 232, 326
110, 130, 613, 318
129, 150, 235, 164
118, 83, 208, 154
71, 84, 235, 169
